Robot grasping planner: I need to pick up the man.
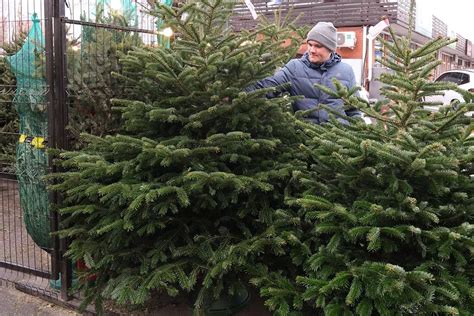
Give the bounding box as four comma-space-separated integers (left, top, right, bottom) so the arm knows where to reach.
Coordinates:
246, 22, 360, 124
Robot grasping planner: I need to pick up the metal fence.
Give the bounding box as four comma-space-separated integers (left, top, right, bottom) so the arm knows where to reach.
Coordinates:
1, 0, 158, 304
0, 0, 54, 298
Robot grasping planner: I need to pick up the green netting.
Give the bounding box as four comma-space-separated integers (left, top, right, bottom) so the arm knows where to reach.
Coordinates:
6, 14, 50, 250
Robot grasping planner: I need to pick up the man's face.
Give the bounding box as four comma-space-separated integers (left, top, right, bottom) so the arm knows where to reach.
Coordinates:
307, 40, 332, 64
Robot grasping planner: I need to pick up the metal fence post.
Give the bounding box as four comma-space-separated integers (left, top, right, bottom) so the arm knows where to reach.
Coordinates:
44, 0, 60, 285
44, 0, 71, 301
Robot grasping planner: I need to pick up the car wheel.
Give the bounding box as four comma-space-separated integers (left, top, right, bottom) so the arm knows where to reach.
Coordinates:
450, 99, 460, 110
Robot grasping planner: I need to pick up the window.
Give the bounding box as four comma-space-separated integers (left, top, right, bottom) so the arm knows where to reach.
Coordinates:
436, 72, 470, 85
459, 73, 470, 85
436, 72, 458, 83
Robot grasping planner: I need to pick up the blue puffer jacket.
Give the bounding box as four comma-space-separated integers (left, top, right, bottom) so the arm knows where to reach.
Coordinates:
247, 52, 359, 124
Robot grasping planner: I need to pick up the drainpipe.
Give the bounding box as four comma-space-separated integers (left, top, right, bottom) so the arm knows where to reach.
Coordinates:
368, 35, 373, 82
361, 25, 367, 87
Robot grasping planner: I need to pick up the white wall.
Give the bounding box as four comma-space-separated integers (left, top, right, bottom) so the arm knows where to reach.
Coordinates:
344, 58, 363, 86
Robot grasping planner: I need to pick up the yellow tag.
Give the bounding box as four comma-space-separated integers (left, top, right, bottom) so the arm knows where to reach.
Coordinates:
31, 137, 46, 149
19, 134, 27, 143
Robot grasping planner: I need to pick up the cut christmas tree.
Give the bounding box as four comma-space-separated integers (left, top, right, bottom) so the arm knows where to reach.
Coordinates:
66, 5, 143, 145
50, 0, 306, 313
0, 32, 26, 168
252, 6, 474, 316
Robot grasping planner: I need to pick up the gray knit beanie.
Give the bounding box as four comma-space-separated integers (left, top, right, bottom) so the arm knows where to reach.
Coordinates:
306, 22, 337, 52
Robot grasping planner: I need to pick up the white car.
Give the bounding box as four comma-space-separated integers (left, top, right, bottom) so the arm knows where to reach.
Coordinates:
424, 69, 474, 116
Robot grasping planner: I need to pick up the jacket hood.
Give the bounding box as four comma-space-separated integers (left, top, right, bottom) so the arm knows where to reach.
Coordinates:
302, 52, 341, 71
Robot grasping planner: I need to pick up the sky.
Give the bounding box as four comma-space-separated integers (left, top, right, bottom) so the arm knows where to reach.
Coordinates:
2, 0, 473, 43
417, 0, 474, 42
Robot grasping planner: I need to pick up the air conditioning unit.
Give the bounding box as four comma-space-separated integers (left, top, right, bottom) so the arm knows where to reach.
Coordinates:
337, 31, 356, 48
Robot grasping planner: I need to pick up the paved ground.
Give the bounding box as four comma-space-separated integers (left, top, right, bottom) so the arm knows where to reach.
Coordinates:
0, 284, 271, 316
0, 286, 79, 316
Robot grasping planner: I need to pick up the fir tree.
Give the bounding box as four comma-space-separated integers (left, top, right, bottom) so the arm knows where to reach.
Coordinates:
252, 16, 474, 316
0, 33, 26, 167
50, 0, 306, 313
66, 7, 142, 145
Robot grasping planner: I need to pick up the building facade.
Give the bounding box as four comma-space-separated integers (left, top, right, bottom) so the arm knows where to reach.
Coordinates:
230, 0, 474, 98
